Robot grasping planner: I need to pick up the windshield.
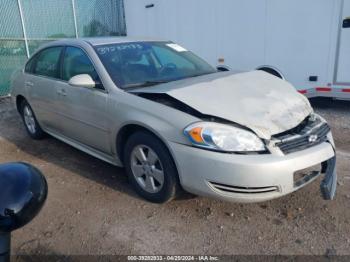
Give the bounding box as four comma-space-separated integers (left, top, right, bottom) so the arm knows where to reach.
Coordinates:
94, 42, 217, 89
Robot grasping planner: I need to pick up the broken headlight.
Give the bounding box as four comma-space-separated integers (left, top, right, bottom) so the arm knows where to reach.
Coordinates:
184, 122, 266, 152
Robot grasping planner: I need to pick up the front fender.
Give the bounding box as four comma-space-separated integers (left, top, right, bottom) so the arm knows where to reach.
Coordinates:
108, 91, 199, 161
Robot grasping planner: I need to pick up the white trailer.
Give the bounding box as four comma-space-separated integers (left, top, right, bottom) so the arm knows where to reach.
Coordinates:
124, 0, 350, 99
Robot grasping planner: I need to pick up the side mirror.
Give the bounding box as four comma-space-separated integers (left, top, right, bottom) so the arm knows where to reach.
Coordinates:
68, 74, 95, 89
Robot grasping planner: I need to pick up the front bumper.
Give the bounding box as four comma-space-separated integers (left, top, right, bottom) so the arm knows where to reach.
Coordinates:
169, 139, 336, 203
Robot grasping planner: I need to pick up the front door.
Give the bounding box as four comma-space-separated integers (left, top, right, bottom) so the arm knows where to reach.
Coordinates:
336, 0, 350, 84
55, 46, 112, 154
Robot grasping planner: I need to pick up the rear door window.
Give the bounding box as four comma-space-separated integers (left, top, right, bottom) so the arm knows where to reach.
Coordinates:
33, 47, 63, 78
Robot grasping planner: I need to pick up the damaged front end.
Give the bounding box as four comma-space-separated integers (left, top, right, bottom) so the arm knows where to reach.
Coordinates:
271, 114, 337, 200
138, 92, 337, 200
137, 92, 268, 151
271, 114, 332, 155
136, 92, 232, 123
131, 72, 337, 200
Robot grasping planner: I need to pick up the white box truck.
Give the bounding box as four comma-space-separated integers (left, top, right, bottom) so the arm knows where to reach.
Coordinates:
124, 0, 350, 99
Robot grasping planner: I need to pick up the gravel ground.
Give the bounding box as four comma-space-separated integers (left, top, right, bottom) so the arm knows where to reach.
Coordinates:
0, 97, 349, 256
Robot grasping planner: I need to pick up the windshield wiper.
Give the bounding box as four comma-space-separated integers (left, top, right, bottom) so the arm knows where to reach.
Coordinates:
123, 80, 170, 89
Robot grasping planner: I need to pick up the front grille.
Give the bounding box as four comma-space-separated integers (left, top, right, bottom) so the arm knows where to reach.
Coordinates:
273, 117, 331, 154
209, 181, 279, 194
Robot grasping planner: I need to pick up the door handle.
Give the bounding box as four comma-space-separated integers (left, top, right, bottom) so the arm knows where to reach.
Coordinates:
343, 17, 350, 28
24, 81, 34, 88
57, 89, 67, 97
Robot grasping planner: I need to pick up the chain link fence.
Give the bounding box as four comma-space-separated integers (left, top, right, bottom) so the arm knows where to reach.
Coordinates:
0, 0, 126, 97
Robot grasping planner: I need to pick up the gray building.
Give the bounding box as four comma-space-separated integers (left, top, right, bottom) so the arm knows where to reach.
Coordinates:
0, 0, 126, 96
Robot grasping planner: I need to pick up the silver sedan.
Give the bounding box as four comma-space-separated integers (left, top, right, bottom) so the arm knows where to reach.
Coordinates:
11, 38, 337, 203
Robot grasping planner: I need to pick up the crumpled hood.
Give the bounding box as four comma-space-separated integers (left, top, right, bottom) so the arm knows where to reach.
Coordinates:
133, 71, 313, 139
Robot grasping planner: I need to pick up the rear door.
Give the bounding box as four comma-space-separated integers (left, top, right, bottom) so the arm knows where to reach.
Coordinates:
335, 0, 350, 84
27, 46, 63, 132
55, 46, 112, 154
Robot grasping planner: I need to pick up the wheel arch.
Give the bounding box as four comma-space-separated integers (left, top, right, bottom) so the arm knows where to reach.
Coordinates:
16, 95, 26, 113
216, 65, 231, 72
115, 122, 185, 187
116, 123, 178, 168
256, 65, 285, 80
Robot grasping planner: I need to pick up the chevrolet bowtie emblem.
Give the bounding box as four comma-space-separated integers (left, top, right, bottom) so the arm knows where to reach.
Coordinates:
308, 135, 318, 143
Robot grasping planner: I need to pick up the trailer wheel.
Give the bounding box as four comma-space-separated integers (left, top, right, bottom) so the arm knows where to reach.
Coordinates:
257, 67, 284, 80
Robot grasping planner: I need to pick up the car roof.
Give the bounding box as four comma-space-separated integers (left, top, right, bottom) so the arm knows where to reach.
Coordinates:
44, 37, 169, 47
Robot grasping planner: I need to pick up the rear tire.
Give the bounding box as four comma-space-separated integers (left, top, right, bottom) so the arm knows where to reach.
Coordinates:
20, 100, 45, 140
124, 131, 180, 203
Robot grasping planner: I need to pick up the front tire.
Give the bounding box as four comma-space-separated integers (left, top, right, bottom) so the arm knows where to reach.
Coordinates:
20, 100, 45, 140
124, 131, 180, 203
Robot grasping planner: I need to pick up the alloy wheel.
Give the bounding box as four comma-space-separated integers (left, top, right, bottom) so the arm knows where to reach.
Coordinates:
130, 145, 165, 194
23, 105, 36, 134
